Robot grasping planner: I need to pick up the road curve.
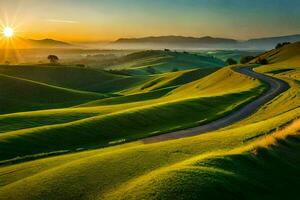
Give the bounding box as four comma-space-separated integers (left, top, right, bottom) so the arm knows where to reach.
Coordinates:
142, 66, 289, 143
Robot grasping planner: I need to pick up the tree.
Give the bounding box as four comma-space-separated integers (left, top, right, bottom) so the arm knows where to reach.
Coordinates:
275, 42, 290, 49
76, 64, 85, 68
225, 58, 237, 65
172, 68, 179, 72
47, 55, 59, 64
240, 56, 255, 64
146, 66, 156, 74
257, 58, 268, 65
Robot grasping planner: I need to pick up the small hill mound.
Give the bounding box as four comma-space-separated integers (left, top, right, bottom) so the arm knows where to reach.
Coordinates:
251, 41, 300, 65
0, 74, 104, 114
169, 67, 260, 98
0, 65, 122, 92
79, 68, 219, 106
122, 68, 219, 94
115, 35, 238, 45
0, 65, 264, 161
106, 50, 224, 75
0, 38, 73, 49
252, 42, 300, 82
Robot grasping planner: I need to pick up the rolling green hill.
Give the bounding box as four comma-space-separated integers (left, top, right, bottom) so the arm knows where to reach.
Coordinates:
0, 44, 299, 200
0, 65, 264, 161
106, 50, 224, 75
199, 50, 262, 63
0, 101, 298, 200
0, 65, 150, 93
0, 74, 105, 114
251, 41, 300, 67
104, 118, 300, 200
120, 67, 219, 95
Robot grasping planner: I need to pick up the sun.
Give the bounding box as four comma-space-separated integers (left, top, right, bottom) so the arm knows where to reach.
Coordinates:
3, 27, 14, 38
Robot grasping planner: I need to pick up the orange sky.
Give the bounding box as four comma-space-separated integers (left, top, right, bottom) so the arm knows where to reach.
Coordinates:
1, 0, 300, 42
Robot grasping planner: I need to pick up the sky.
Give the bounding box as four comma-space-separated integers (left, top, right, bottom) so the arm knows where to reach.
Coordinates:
0, 0, 300, 42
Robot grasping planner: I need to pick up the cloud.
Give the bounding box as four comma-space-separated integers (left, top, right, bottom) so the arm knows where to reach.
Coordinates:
46, 19, 79, 24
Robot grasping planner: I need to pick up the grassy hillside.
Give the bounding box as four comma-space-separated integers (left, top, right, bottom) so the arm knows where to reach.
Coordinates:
243, 42, 300, 122
77, 68, 220, 106
106, 50, 224, 75
251, 41, 300, 65
0, 74, 105, 114
0, 106, 298, 200
1, 45, 299, 200
0, 65, 263, 161
105, 118, 300, 200
199, 50, 262, 63
0, 65, 150, 93
169, 67, 260, 98
121, 67, 219, 95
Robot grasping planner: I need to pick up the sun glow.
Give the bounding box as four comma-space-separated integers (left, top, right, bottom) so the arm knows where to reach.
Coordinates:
3, 27, 14, 38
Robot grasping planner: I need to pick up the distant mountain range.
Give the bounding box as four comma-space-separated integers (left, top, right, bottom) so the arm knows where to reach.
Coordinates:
112, 34, 300, 50
25, 38, 72, 48
0, 38, 73, 49
112, 36, 238, 49
2, 34, 300, 50
20, 38, 73, 48
115, 36, 237, 45
245, 34, 300, 49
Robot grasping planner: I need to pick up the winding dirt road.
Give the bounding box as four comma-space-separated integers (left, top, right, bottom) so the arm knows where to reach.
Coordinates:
142, 66, 289, 143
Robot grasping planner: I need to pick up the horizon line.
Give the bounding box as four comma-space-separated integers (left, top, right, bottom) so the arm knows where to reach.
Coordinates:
19, 32, 300, 43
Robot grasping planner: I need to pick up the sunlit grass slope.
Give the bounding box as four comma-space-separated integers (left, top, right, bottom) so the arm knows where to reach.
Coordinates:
0, 107, 299, 200
0, 74, 105, 114
107, 50, 224, 75
251, 41, 300, 67
254, 42, 300, 84
120, 67, 219, 95
0, 66, 263, 161
105, 118, 300, 200
199, 50, 262, 63
0, 108, 101, 134
1, 45, 299, 199
169, 67, 260, 97
0, 65, 150, 93
241, 41, 300, 122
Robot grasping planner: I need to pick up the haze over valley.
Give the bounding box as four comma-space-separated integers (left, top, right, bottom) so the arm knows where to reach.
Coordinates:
0, 1, 300, 200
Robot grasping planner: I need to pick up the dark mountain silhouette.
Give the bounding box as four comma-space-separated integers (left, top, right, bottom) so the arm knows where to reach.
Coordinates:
115, 36, 237, 44
114, 36, 238, 48
245, 34, 300, 49
18, 38, 73, 48
113, 34, 300, 49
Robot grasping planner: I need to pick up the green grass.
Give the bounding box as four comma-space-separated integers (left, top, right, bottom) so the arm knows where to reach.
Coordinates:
0, 73, 105, 114
267, 68, 295, 74
0, 107, 298, 200
0, 65, 151, 93
0, 85, 264, 161
106, 50, 224, 75
1, 46, 299, 200
0, 110, 98, 133
78, 87, 174, 107
120, 68, 219, 95
0, 63, 263, 161
252, 41, 300, 64
198, 50, 262, 63
106, 118, 300, 200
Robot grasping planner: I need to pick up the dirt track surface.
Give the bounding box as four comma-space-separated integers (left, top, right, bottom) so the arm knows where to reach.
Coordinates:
142, 66, 289, 143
